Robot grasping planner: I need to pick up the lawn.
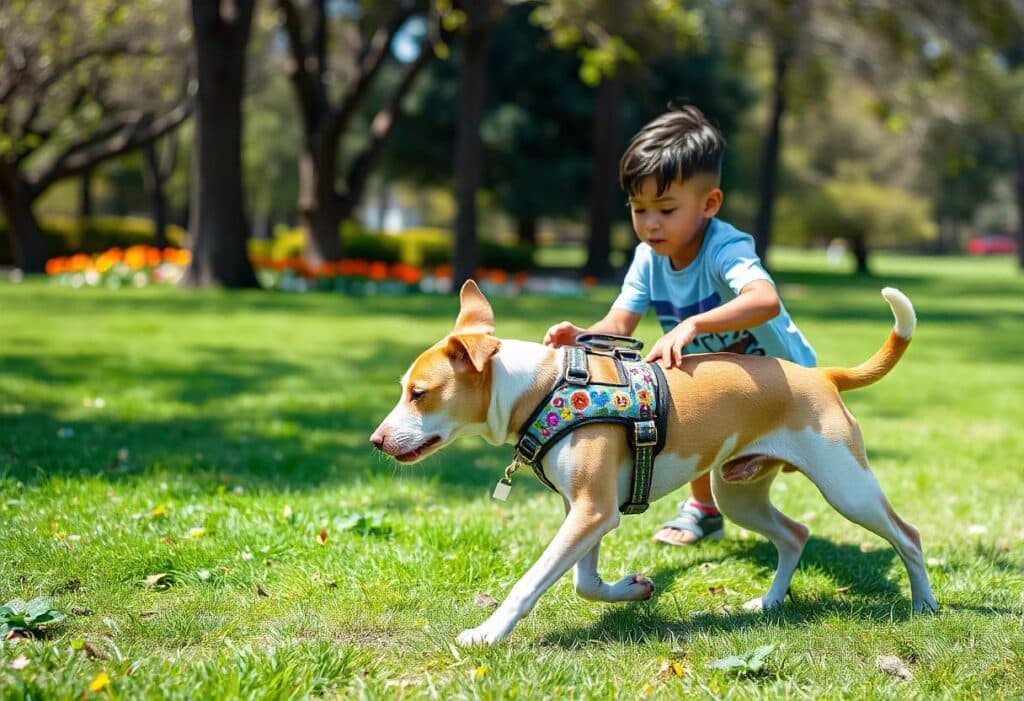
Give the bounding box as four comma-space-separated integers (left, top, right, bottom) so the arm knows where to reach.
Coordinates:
1, 250, 1023, 699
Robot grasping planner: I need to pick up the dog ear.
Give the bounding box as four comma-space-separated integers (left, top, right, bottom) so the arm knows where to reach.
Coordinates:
453, 280, 495, 335
446, 334, 500, 373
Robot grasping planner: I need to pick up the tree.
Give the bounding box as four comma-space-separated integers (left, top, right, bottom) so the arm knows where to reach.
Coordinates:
450, 0, 503, 288
530, 1, 705, 279
0, 0, 191, 272
276, 0, 432, 266
185, 0, 259, 288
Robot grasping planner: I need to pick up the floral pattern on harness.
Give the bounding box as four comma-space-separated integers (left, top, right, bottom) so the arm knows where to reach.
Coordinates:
526, 358, 659, 441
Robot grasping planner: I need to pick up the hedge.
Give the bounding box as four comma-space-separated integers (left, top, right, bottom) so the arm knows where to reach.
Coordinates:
0, 215, 186, 264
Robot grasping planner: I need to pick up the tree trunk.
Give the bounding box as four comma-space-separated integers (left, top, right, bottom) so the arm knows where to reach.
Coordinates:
516, 217, 537, 247
452, 9, 492, 289
850, 233, 870, 275
142, 142, 169, 249
0, 168, 47, 272
754, 46, 790, 265
1013, 131, 1024, 271
79, 169, 94, 219
298, 133, 342, 265
185, 0, 259, 288
583, 72, 624, 281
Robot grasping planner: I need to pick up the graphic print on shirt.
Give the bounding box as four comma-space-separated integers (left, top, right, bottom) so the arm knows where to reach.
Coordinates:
652, 293, 766, 357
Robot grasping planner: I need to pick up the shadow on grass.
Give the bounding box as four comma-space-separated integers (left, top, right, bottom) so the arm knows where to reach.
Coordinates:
539, 537, 931, 647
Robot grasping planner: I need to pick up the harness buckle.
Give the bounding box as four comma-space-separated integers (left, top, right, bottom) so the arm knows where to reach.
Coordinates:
614, 348, 643, 362
634, 420, 658, 448
516, 433, 542, 463
565, 346, 590, 385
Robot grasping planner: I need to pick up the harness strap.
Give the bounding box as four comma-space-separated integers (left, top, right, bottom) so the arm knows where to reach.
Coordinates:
514, 346, 668, 514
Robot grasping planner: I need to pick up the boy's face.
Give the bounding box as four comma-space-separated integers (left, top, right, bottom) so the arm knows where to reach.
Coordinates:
628, 175, 723, 270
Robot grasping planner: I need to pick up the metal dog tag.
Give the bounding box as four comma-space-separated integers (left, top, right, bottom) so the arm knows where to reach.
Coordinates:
492, 478, 512, 501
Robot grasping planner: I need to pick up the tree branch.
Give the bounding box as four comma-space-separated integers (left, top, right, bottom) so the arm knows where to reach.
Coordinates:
326, 0, 426, 145
340, 44, 431, 210
278, 0, 320, 129
29, 82, 194, 196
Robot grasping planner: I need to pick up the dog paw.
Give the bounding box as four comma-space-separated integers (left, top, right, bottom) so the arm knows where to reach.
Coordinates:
912, 596, 939, 614
742, 595, 784, 613
456, 625, 505, 647
610, 574, 655, 601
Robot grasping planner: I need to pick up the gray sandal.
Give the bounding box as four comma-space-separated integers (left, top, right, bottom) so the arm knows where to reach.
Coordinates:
653, 502, 724, 546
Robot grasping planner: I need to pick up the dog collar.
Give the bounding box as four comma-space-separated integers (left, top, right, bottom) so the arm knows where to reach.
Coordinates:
496, 337, 668, 515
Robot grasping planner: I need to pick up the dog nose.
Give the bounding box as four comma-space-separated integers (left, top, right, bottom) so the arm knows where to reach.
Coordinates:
369, 428, 385, 450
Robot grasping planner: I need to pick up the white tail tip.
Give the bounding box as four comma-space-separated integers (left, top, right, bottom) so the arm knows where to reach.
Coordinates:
881, 287, 916, 339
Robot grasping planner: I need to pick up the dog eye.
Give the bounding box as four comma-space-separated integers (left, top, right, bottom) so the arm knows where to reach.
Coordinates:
410, 388, 426, 401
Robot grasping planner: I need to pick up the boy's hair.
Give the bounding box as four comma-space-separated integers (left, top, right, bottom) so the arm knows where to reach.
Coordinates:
618, 105, 726, 197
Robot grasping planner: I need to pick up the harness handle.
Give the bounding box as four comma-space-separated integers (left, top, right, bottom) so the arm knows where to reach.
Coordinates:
576, 333, 644, 354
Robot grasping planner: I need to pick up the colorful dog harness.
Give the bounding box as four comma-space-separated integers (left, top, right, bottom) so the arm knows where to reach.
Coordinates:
508, 335, 669, 515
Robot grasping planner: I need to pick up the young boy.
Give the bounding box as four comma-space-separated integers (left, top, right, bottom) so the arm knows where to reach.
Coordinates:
544, 105, 816, 546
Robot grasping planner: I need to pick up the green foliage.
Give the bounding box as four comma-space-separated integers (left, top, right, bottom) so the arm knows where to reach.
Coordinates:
0, 597, 65, 637
0, 215, 185, 263
780, 179, 936, 247
254, 223, 533, 270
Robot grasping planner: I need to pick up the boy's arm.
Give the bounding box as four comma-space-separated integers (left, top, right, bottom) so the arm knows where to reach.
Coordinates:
543, 308, 643, 347
645, 280, 780, 368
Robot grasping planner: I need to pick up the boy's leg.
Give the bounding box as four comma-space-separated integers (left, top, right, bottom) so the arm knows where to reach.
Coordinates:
652, 473, 725, 546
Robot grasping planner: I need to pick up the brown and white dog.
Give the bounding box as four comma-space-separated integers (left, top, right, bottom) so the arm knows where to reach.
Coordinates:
370, 281, 938, 645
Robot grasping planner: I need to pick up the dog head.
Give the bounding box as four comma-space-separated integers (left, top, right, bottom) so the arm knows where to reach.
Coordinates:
370, 280, 502, 463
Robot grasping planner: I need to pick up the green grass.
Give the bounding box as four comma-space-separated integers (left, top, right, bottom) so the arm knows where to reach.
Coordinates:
1, 250, 1023, 699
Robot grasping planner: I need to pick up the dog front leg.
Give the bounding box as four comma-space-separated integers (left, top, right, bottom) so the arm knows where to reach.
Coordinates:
456, 506, 618, 646
573, 542, 655, 603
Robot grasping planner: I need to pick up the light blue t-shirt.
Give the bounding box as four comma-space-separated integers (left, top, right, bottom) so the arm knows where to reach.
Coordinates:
612, 218, 816, 367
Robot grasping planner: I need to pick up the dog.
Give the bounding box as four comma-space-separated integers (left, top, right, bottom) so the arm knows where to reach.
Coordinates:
370, 280, 938, 645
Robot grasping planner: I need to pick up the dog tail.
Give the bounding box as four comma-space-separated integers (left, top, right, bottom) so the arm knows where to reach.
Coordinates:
823, 287, 915, 393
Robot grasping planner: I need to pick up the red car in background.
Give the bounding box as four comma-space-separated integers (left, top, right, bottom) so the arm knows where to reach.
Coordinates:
966, 235, 1019, 255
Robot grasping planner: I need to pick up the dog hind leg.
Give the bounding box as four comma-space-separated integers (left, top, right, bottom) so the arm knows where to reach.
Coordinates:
711, 461, 809, 611
796, 433, 938, 613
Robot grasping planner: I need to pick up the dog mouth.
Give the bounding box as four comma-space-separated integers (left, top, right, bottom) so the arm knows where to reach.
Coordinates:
394, 435, 442, 463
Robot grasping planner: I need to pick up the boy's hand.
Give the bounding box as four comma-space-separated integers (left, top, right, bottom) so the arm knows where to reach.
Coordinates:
544, 321, 585, 347
645, 319, 698, 369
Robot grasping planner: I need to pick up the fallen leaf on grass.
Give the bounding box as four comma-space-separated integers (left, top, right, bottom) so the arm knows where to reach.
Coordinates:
255, 582, 269, 598
139, 611, 158, 619
707, 585, 733, 596
71, 639, 110, 660
876, 654, 913, 681
473, 592, 498, 608
707, 643, 777, 676
656, 657, 686, 679
317, 528, 328, 546
71, 607, 94, 617
89, 672, 111, 692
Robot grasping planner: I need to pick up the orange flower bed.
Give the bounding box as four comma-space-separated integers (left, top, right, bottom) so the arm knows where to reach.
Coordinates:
45, 246, 576, 297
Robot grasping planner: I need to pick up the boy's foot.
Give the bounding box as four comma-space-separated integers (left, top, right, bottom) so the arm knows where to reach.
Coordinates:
652, 500, 724, 546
